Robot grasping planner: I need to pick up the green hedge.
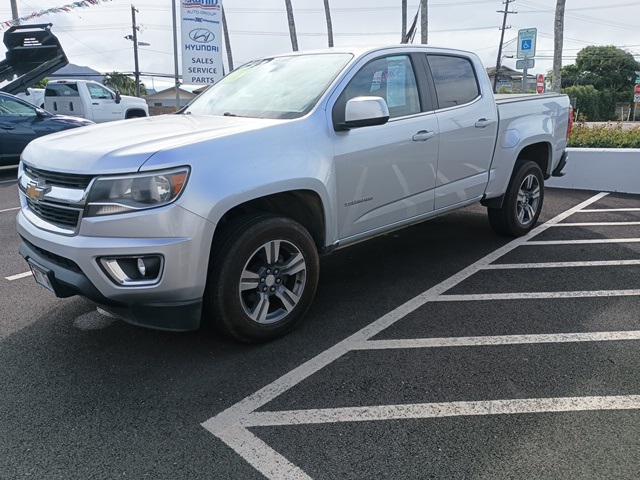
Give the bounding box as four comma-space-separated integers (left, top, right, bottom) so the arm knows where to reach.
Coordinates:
569, 124, 640, 148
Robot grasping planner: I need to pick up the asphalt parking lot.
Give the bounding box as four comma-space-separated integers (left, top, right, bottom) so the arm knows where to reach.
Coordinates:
2, 167, 640, 479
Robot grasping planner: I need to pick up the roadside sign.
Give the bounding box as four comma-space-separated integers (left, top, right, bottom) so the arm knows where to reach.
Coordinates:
517, 28, 537, 59
536, 74, 545, 94
635, 85, 640, 103
516, 58, 535, 70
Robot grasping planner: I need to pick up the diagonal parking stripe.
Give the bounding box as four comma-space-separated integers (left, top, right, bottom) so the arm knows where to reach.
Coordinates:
483, 259, 640, 269
435, 290, 640, 302
201, 191, 629, 479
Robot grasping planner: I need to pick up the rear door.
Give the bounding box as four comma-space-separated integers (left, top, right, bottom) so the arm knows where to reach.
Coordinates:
86, 83, 122, 122
427, 54, 498, 209
44, 82, 85, 118
332, 53, 440, 241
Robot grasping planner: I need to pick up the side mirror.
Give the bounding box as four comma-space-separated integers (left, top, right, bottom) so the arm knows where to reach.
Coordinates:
342, 96, 389, 130
35, 108, 48, 118
115, 91, 122, 104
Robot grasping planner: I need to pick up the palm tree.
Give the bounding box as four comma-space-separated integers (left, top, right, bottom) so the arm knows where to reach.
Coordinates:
401, 0, 407, 42
323, 0, 334, 48
222, 5, 234, 72
284, 0, 298, 51
552, 0, 566, 92
104, 72, 145, 96
420, 0, 428, 44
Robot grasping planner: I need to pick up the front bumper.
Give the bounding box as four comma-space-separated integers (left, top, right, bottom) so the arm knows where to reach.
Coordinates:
17, 204, 215, 331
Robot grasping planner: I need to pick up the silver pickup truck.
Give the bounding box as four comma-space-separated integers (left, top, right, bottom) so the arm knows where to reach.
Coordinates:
17, 45, 572, 342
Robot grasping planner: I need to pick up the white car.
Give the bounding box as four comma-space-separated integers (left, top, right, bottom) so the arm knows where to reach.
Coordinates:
18, 45, 572, 342
43, 80, 148, 123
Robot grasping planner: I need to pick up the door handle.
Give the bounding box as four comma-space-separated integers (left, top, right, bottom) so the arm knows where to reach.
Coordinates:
92, 102, 99, 106
475, 118, 491, 128
0, 124, 15, 130
412, 130, 435, 142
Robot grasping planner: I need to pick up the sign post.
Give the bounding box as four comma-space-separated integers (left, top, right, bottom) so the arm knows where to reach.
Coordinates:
180, 0, 224, 87
518, 28, 537, 93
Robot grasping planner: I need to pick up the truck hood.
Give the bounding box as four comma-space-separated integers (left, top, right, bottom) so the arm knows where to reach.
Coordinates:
121, 94, 147, 106
22, 114, 284, 174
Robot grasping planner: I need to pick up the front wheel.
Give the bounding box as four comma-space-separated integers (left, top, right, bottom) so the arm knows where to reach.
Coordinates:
488, 160, 544, 237
204, 215, 320, 343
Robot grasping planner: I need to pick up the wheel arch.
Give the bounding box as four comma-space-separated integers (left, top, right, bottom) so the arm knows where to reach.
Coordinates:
125, 108, 148, 118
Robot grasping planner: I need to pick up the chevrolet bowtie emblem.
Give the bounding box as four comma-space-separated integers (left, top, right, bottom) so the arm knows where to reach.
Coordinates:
25, 180, 50, 202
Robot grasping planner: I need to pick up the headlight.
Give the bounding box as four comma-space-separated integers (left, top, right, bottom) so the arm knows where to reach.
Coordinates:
85, 167, 189, 217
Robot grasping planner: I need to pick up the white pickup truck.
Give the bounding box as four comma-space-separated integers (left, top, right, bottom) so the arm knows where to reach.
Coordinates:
43, 79, 148, 122
18, 46, 572, 342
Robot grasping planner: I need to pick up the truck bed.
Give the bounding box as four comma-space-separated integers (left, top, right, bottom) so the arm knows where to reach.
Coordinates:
494, 93, 565, 104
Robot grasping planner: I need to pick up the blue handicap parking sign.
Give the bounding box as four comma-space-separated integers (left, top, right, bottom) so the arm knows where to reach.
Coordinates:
522, 39, 532, 50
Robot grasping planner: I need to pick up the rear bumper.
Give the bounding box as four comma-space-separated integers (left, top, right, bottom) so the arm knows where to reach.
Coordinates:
552, 151, 568, 177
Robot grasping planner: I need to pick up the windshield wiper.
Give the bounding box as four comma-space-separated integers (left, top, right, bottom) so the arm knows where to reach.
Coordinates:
223, 112, 239, 117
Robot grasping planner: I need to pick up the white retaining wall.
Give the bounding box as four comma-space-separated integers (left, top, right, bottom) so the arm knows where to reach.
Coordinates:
547, 148, 640, 194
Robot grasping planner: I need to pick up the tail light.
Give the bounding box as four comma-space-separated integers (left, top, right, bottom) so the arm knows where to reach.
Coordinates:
567, 107, 575, 140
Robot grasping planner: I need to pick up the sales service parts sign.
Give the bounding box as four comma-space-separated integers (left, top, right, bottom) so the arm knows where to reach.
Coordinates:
180, 0, 224, 85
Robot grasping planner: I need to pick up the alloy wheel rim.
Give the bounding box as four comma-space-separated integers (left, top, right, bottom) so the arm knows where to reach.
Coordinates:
239, 240, 307, 325
516, 173, 541, 226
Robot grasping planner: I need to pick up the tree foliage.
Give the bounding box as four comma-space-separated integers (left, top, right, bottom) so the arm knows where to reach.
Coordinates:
561, 46, 639, 93
103, 72, 146, 97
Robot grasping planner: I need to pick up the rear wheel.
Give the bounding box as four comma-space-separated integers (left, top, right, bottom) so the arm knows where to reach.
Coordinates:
204, 214, 319, 343
488, 160, 544, 237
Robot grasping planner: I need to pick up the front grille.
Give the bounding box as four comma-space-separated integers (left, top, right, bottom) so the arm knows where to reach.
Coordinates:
26, 198, 81, 229
24, 164, 93, 189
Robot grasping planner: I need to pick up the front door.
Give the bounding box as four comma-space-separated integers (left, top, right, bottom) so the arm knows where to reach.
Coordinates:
0, 95, 39, 166
333, 54, 440, 241
86, 83, 122, 123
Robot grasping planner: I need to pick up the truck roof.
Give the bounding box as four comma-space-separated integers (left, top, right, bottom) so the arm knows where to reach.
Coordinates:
267, 44, 477, 60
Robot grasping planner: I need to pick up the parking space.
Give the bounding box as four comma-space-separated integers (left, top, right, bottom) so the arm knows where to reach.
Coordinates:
2, 185, 640, 479
201, 191, 640, 479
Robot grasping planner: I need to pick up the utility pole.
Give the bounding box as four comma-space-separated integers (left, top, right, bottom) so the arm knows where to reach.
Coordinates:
10, 0, 20, 24
222, 5, 234, 72
171, 0, 181, 110
284, 0, 298, 51
401, 0, 407, 42
130, 5, 141, 97
323, 0, 334, 48
420, 0, 428, 44
551, 0, 566, 93
493, 0, 517, 93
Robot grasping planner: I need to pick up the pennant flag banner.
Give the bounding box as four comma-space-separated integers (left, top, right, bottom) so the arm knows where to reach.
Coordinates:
1, 0, 113, 30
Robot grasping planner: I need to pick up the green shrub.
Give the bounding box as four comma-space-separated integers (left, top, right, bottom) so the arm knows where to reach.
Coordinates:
563, 85, 617, 121
569, 124, 640, 148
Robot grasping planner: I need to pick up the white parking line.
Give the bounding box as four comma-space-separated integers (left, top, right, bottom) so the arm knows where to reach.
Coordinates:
527, 238, 640, 245
5, 271, 32, 281
242, 395, 640, 428
201, 192, 610, 480
483, 259, 640, 269
0, 178, 17, 185
0, 206, 20, 214
436, 290, 640, 302
579, 208, 640, 213
356, 330, 640, 350
552, 222, 640, 227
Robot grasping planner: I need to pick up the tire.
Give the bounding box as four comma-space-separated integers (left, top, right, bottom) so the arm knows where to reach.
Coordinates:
488, 160, 544, 237
204, 214, 320, 343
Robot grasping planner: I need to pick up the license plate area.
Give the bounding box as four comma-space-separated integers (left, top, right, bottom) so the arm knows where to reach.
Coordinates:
28, 259, 55, 293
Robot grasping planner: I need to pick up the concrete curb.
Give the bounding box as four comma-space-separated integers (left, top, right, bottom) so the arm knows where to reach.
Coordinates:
548, 148, 640, 194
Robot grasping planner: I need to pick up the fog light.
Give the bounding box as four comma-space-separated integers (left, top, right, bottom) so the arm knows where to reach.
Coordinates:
137, 257, 146, 276
99, 255, 163, 286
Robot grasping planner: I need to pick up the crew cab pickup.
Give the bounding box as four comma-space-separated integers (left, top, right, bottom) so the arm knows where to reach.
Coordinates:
44, 80, 148, 123
17, 46, 572, 342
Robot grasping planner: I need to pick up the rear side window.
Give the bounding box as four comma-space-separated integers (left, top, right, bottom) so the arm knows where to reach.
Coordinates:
45, 83, 80, 97
428, 55, 479, 109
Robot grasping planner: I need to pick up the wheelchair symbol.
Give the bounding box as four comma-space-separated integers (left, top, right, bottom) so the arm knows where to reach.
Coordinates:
522, 39, 532, 50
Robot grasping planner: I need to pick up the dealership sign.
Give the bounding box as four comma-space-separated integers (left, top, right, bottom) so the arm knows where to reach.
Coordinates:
180, 0, 224, 85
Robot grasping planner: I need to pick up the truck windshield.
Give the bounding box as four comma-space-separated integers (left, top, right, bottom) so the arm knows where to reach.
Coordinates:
184, 53, 353, 119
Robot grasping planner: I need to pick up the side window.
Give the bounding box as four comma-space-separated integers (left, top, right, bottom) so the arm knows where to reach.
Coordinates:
428, 55, 479, 109
334, 55, 421, 124
87, 84, 113, 100
0, 96, 36, 117
45, 83, 80, 97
